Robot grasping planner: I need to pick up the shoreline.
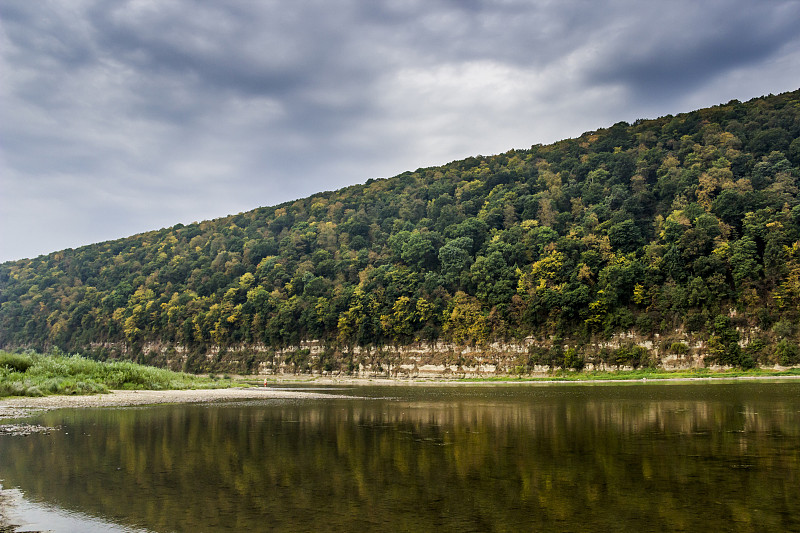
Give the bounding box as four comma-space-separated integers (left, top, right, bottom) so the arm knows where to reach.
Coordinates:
268, 373, 800, 387
2, 374, 800, 419
0, 387, 333, 421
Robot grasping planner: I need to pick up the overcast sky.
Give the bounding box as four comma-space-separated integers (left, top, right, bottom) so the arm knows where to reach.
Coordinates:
2, 1, 799, 262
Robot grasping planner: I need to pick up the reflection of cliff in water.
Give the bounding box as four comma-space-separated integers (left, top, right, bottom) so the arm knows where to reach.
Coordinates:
0, 383, 798, 532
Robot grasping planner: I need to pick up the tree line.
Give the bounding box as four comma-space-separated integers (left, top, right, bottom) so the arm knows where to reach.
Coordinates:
2, 89, 800, 370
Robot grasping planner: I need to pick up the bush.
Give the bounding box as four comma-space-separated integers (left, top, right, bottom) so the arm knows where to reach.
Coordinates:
0, 352, 35, 373
706, 315, 745, 367
0, 381, 26, 397
0, 349, 232, 398
25, 386, 44, 397
611, 345, 650, 369
564, 348, 584, 370
669, 342, 689, 356
775, 339, 800, 366
745, 339, 767, 365
772, 319, 794, 339
737, 350, 757, 370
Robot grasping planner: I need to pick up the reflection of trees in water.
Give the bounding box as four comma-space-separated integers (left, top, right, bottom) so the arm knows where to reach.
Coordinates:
0, 390, 798, 532
0, 487, 19, 532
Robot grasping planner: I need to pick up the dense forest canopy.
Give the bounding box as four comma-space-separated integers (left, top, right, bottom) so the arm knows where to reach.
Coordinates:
2, 89, 800, 370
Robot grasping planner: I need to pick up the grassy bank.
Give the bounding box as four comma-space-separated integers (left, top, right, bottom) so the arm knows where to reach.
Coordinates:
0, 350, 238, 398
458, 367, 800, 382
255, 367, 800, 385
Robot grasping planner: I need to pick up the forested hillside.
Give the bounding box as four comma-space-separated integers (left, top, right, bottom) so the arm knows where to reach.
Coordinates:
2, 90, 800, 372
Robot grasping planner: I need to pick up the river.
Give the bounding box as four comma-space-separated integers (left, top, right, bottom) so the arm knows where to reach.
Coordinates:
1, 381, 799, 532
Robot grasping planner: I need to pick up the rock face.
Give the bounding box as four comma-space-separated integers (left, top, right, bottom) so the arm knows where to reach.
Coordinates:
61, 326, 792, 376
262, 336, 704, 378
121, 329, 773, 377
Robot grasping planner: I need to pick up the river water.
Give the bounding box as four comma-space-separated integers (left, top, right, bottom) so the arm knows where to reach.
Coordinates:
1, 381, 799, 532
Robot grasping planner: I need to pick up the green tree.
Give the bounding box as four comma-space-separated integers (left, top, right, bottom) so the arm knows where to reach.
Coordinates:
438, 237, 473, 287
401, 231, 437, 270
729, 237, 761, 286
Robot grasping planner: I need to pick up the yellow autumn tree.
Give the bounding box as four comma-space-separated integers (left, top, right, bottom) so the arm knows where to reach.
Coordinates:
442, 292, 489, 346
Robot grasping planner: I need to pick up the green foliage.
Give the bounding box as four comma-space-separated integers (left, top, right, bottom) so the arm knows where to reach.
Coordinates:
607, 220, 642, 253
729, 237, 761, 285
609, 345, 650, 369
0, 351, 34, 372
669, 342, 689, 356
0, 349, 234, 397
442, 292, 489, 346
775, 339, 800, 366
2, 90, 800, 370
704, 315, 759, 369
563, 348, 584, 370
438, 237, 473, 286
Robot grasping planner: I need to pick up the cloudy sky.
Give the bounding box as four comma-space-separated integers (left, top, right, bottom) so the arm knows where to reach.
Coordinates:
2, 0, 799, 262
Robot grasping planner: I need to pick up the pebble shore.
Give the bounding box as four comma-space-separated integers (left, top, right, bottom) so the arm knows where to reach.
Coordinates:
0, 387, 331, 421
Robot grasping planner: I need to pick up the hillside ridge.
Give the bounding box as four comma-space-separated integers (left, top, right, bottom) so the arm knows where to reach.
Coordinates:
2, 89, 800, 374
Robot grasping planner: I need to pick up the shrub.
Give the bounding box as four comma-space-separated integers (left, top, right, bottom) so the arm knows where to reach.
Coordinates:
564, 348, 584, 370
0, 349, 231, 397
670, 342, 689, 356
772, 319, 794, 339
0, 352, 35, 373
775, 339, 800, 366
745, 339, 767, 364
612, 345, 650, 369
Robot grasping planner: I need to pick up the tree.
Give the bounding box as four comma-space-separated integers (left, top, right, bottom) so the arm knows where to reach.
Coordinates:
470, 251, 517, 306
442, 292, 489, 346
729, 237, 761, 286
438, 237, 473, 287
380, 296, 416, 344
607, 219, 643, 253
4, 88, 800, 371
401, 231, 437, 270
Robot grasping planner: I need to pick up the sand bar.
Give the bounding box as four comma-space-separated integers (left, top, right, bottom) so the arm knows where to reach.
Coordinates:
0, 387, 336, 421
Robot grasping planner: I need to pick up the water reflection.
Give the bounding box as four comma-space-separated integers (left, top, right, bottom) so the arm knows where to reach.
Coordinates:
0, 383, 799, 532
0, 486, 151, 533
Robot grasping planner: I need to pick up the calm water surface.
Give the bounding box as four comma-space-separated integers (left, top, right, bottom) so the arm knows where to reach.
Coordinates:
1, 381, 799, 532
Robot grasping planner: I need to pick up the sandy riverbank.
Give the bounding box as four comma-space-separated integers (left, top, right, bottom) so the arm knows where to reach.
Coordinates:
0, 387, 335, 421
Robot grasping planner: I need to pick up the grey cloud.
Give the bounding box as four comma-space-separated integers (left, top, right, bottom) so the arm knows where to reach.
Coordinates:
1, 2, 96, 69
586, 1, 800, 98
86, 1, 370, 95
1, 0, 798, 261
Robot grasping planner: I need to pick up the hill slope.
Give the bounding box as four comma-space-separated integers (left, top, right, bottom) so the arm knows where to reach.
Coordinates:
2, 89, 800, 372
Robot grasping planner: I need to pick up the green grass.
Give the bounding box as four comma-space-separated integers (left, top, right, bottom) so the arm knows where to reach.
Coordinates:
455, 367, 800, 382
0, 350, 240, 398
